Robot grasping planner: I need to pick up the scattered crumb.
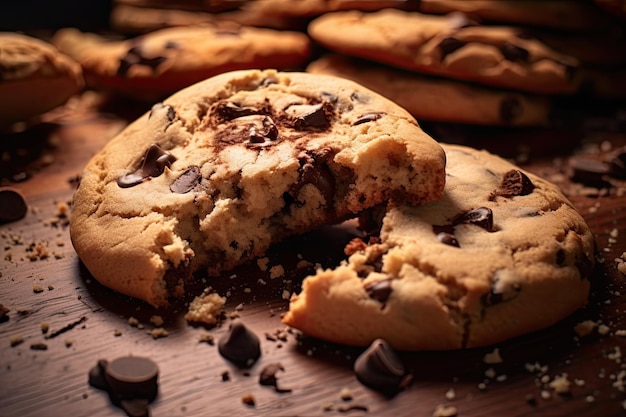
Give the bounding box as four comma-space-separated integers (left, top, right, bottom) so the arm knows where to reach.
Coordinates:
40, 322, 49, 333
149, 315, 164, 327
241, 393, 255, 406
445, 388, 455, 400
339, 387, 352, 401
198, 332, 215, 345
30, 342, 48, 350
149, 328, 169, 339
269, 264, 285, 279
282, 289, 291, 300
221, 371, 230, 381
64, 339, 73, 348
10, 335, 24, 347
549, 374, 571, 395
483, 348, 503, 364
32, 284, 44, 293
128, 317, 140, 327
113, 329, 122, 337
574, 320, 597, 337
598, 324, 611, 336
432, 404, 458, 417
0, 304, 9, 322
257, 257, 269, 271
616, 252, 626, 275
184, 290, 226, 327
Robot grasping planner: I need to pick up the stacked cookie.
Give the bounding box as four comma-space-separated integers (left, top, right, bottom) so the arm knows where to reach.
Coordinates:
304, 2, 626, 127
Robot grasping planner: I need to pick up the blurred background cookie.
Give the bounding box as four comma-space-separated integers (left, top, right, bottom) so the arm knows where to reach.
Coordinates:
307, 54, 553, 127
0, 32, 84, 130
51, 23, 311, 101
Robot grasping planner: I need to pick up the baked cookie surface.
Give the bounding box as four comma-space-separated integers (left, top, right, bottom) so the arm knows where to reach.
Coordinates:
307, 54, 553, 127
283, 144, 595, 351
51, 24, 310, 101
307, 9, 581, 95
69, 69, 446, 307
0, 32, 84, 129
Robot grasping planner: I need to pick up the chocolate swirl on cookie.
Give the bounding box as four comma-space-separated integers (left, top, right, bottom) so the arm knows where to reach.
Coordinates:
117, 144, 176, 188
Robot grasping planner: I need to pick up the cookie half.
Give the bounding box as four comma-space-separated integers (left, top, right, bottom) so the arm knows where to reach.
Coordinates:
69, 69, 446, 307
308, 9, 581, 95
52, 24, 311, 101
283, 144, 595, 351
0, 32, 84, 129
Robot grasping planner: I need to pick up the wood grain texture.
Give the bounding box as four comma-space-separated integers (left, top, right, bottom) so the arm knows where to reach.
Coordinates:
1, 103, 625, 417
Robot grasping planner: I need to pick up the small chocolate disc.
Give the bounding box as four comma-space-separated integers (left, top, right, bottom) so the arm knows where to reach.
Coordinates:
0, 187, 28, 223
104, 356, 159, 400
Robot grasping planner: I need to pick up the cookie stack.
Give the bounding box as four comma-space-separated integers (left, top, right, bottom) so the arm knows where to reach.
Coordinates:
304, 2, 626, 127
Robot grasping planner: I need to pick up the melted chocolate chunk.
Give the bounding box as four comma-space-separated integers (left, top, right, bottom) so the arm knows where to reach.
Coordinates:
364, 279, 393, 304
218, 321, 261, 368
500, 42, 529, 63
215, 101, 264, 120
438, 37, 465, 61
452, 207, 494, 232
0, 187, 28, 223
490, 169, 535, 200
354, 339, 412, 394
499, 96, 522, 125
117, 144, 177, 188
353, 112, 385, 126
289, 155, 336, 207
287, 103, 331, 129
321, 91, 338, 104
170, 166, 201, 194
117, 45, 168, 77
350, 91, 370, 103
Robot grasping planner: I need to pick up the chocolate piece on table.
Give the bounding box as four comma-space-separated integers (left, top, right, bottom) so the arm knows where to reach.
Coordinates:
354, 338, 412, 394
218, 321, 261, 367
0, 187, 28, 223
570, 158, 612, 186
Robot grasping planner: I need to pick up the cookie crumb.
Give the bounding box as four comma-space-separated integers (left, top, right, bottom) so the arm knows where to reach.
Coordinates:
32, 284, 44, 293
30, 342, 48, 350
257, 257, 269, 271
445, 388, 455, 400
10, 335, 24, 347
549, 374, 571, 395
432, 404, 457, 417
198, 332, 215, 345
184, 290, 226, 327
41, 322, 49, 333
149, 315, 164, 327
241, 393, 255, 406
339, 387, 353, 401
149, 328, 169, 339
269, 264, 285, 279
114, 329, 122, 337
574, 320, 597, 337
483, 348, 503, 364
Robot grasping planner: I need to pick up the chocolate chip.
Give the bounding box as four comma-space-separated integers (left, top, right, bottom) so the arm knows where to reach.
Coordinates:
259, 363, 292, 393
500, 42, 529, 63
321, 91, 338, 104
436, 232, 459, 247
88, 356, 159, 417
364, 279, 393, 304
353, 339, 412, 394
287, 103, 331, 129
117, 45, 168, 77
569, 158, 612, 186
499, 96, 522, 125
170, 166, 201, 194
117, 144, 177, 188
105, 356, 159, 401
490, 169, 535, 200
218, 321, 261, 368
452, 207, 494, 232
350, 91, 370, 103
0, 187, 28, 223
438, 37, 465, 61
353, 112, 385, 126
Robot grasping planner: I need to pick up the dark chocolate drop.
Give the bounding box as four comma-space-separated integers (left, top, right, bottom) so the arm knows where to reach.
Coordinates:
218, 321, 261, 368
117, 144, 176, 188
354, 339, 412, 394
490, 169, 535, 200
364, 279, 393, 304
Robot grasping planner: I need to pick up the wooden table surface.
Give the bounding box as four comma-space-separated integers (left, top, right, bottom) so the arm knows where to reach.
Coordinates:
1, 95, 625, 417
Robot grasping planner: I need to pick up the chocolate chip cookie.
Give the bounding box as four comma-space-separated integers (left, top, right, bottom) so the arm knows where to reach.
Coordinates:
69, 69, 446, 307
308, 54, 553, 127
307, 9, 581, 95
0, 32, 84, 129
241, 0, 417, 18
51, 24, 311, 101
283, 144, 595, 351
